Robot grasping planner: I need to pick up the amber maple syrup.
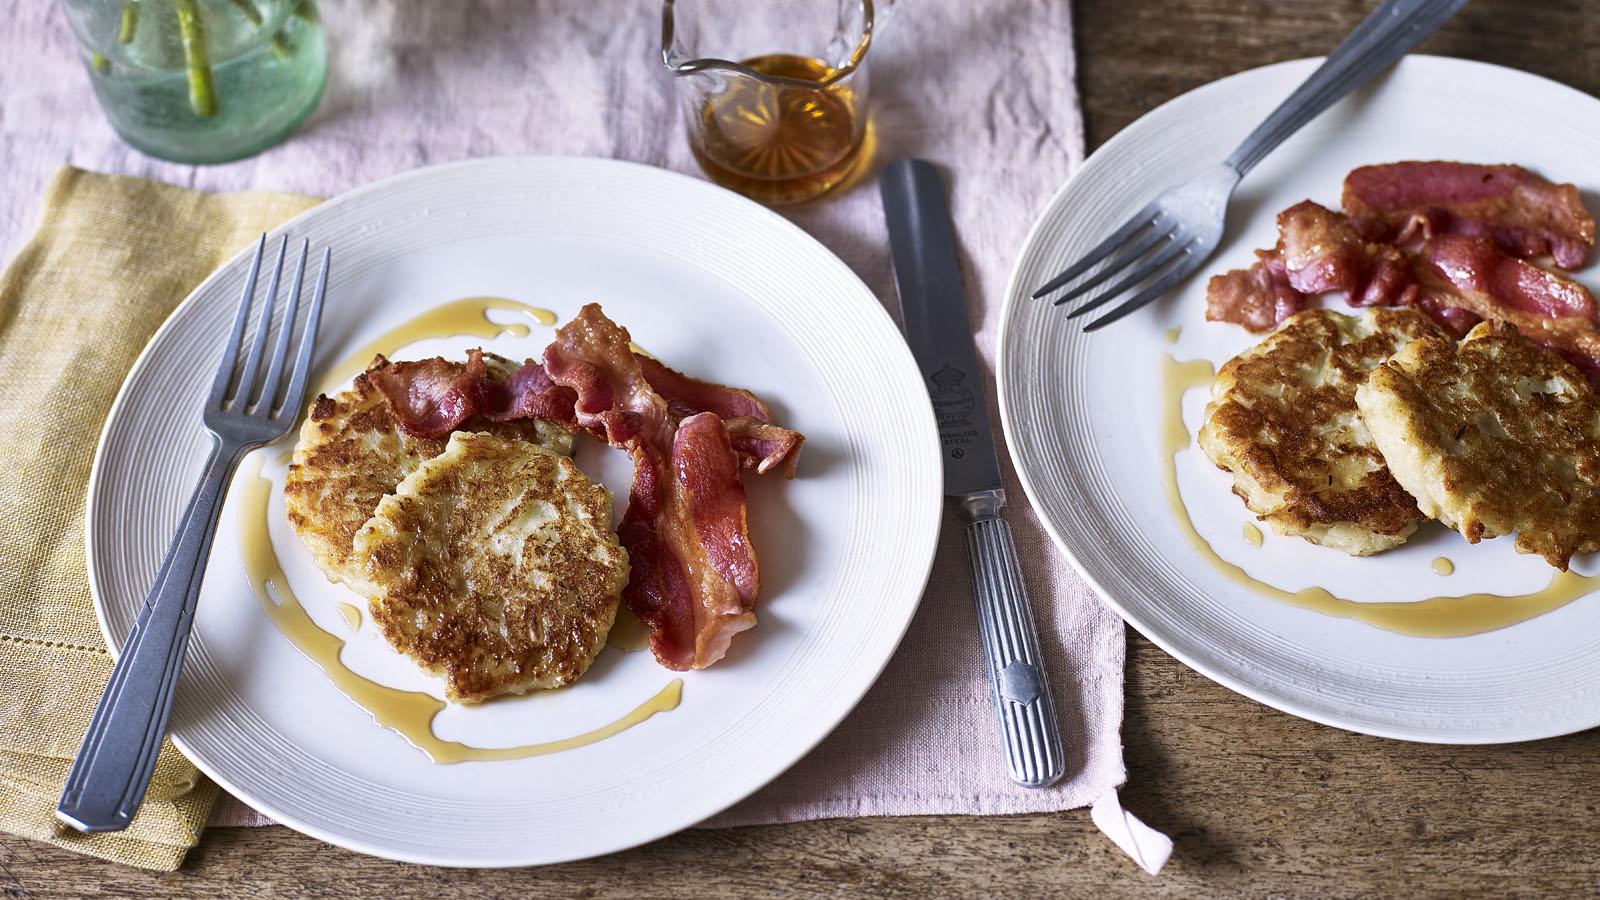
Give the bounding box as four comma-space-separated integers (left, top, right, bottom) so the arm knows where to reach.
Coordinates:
691, 53, 870, 206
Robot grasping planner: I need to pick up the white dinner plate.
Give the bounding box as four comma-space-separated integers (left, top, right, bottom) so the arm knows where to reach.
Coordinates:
1000, 56, 1600, 744
86, 157, 941, 865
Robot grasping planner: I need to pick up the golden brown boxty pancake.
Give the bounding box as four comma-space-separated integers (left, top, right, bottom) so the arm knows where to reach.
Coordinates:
351, 431, 629, 703
283, 354, 572, 593
1357, 320, 1600, 570
1199, 307, 1447, 555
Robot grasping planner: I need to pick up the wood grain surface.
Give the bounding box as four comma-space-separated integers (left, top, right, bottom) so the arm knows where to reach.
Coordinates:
9, 1, 1600, 897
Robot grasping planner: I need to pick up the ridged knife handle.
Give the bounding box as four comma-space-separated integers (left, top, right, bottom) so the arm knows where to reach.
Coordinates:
963, 491, 1065, 788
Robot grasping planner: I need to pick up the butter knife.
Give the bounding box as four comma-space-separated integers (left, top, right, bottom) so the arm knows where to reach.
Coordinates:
881, 159, 1065, 788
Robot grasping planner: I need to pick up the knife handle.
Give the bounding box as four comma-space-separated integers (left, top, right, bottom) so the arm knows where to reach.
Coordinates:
962, 491, 1065, 788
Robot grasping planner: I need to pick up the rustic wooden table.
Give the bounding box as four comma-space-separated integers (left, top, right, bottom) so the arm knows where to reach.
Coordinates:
8, 1, 1600, 897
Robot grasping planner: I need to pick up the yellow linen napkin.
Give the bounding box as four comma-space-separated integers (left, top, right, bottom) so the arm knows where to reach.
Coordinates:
0, 167, 317, 870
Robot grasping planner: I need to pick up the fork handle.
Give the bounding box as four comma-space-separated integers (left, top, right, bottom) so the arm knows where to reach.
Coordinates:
57, 438, 247, 833
961, 490, 1065, 788
1224, 0, 1467, 177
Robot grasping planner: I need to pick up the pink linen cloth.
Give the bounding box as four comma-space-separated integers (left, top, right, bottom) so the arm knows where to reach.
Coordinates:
0, 0, 1142, 845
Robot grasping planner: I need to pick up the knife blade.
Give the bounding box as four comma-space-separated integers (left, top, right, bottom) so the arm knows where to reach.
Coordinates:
881, 168, 1004, 498
881, 158, 1065, 788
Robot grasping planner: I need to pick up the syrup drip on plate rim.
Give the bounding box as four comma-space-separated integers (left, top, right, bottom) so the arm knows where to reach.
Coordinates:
240, 297, 680, 763
1160, 353, 1599, 636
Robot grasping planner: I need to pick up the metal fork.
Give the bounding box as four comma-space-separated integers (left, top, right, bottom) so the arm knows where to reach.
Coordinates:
1032, 0, 1468, 331
57, 235, 330, 833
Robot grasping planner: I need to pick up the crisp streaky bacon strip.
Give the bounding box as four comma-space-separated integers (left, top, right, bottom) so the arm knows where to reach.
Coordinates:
1415, 235, 1600, 381
541, 310, 668, 448
367, 352, 488, 437
1206, 167, 1600, 381
1205, 201, 1415, 332
1205, 253, 1303, 332
368, 348, 806, 478
486, 360, 581, 427
1273, 201, 1416, 306
638, 355, 773, 422
612, 417, 757, 671
637, 355, 805, 477
1418, 234, 1597, 320
668, 413, 758, 661
1343, 162, 1596, 269
543, 304, 765, 670
368, 349, 578, 437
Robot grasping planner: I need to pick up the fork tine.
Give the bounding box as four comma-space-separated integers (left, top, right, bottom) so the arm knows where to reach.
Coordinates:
207, 235, 266, 408
1049, 225, 1174, 307
1081, 239, 1202, 332
259, 240, 310, 415
276, 247, 331, 420
1064, 236, 1193, 320
233, 236, 289, 411
1030, 202, 1160, 299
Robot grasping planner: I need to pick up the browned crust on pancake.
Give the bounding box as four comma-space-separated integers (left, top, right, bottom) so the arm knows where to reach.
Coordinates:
354, 432, 628, 703
1358, 321, 1600, 569
1199, 308, 1447, 553
284, 355, 569, 589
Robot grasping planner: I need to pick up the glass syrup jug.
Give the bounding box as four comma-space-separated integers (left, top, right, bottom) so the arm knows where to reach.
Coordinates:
662, 0, 883, 206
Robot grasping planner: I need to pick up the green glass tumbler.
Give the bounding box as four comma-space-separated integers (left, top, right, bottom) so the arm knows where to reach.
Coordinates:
61, 0, 327, 164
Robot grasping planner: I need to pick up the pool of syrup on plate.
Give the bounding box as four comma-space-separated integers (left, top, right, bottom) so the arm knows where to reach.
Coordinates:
240, 296, 676, 763
1161, 351, 1599, 636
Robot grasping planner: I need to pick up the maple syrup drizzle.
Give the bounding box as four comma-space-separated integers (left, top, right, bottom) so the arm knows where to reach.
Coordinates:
1432, 557, 1456, 577
1160, 353, 1598, 636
